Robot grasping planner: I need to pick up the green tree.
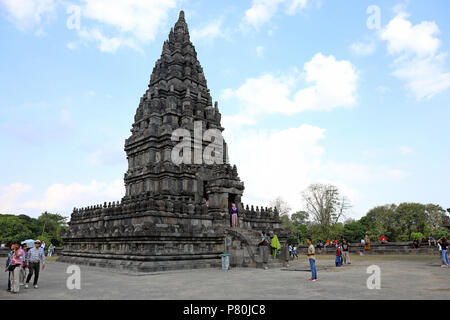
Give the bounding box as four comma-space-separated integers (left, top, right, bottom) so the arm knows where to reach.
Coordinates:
343, 220, 366, 243
302, 183, 351, 240
0, 214, 35, 244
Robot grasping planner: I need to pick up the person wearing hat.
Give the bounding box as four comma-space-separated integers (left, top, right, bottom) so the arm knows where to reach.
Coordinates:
25, 240, 45, 289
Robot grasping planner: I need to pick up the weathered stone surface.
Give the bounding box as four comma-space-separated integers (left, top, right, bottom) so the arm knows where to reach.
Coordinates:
60, 11, 286, 272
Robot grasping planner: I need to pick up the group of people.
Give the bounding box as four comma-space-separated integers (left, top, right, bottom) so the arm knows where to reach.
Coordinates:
257, 231, 281, 259
413, 233, 440, 248
4, 240, 46, 294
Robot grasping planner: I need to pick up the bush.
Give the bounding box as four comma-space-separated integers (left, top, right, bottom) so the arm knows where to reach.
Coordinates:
410, 232, 424, 241
433, 229, 450, 240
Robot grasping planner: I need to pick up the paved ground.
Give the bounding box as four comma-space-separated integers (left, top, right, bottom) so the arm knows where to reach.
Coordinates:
1, 255, 449, 300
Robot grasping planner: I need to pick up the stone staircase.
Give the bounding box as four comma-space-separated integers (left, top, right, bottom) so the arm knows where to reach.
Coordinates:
223, 227, 286, 269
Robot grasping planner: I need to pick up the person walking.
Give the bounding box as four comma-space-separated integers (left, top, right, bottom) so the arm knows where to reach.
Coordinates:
9, 242, 24, 293
335, 243, 343, 267
47, 244, 55, 257
4, 243, 13, 292
25, 240, 45, 289
305, 238, 317, 281
288, 244, 293, 258
230, 203, 238, 228
437, 238, 445, 265
292, 245, 298, 260
440, 237, 449, 267
342, 239, 351, 264
19, 243, 29, 286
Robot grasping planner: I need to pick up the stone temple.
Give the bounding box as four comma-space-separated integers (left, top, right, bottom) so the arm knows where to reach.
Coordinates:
61, 11, 287, 272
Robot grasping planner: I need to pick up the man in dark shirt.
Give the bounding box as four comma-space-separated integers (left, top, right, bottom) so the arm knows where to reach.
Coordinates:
342, 239, 351, 264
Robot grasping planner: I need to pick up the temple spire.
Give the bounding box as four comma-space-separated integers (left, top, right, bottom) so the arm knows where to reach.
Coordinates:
178, 10, 185, 21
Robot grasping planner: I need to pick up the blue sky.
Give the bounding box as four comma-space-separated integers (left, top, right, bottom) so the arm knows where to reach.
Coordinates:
1, 0, 449, 219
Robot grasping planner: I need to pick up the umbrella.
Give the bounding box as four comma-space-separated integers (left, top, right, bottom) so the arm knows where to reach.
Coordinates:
21, 239, 35, 248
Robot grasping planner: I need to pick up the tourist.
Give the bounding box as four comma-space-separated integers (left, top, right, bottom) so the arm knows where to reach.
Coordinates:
342, 239, 351, 264
48, 243, 55, 257
292, 245, 298, 260
364, 235, 371, 252
9, 242, 24, 293
257, 232, 266, 247
305, 238, 317, 281
413, 238, 420, 249
270, 234, 281, 259
230, 203, 238, 228
428, 233, 435, 247
437, 238, 445, 265
335, 243, 343, 267
19, 243, 29, 286
317, 240, 323, 251
265, 233, 271, 248
4, 243, 13, 292
25, 240, 46, 289
440, 237, 449, 267
288, 244, 293, 258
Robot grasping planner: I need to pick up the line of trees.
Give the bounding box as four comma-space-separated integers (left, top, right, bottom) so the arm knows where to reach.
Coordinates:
275, 183, 450, 245
0, 212, 68, 246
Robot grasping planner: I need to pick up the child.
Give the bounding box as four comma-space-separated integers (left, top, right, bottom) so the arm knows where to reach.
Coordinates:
335, 243, 343, 267
292, 245, 298, 260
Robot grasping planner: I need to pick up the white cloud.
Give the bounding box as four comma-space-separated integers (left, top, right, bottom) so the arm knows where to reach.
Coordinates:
70, 0, 178, 52
380, 13, 450, 99
0, 0, 55, 32
349, 41, 375, 56
243, 0, 310, 29
77, 27, 138, 53
87, 139, 126, 166
225, 124, 326, 212
221, 53, 358, 120
23, 179, 124, 216
224, 124, 408, 216
0, 180, 124, 217
191, 18, 227, 43
323, 162, 410, 182
399, 146, 413, 155
0, 183, 33, 215
256, 46, 264, 57
80, 0, 177, 41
